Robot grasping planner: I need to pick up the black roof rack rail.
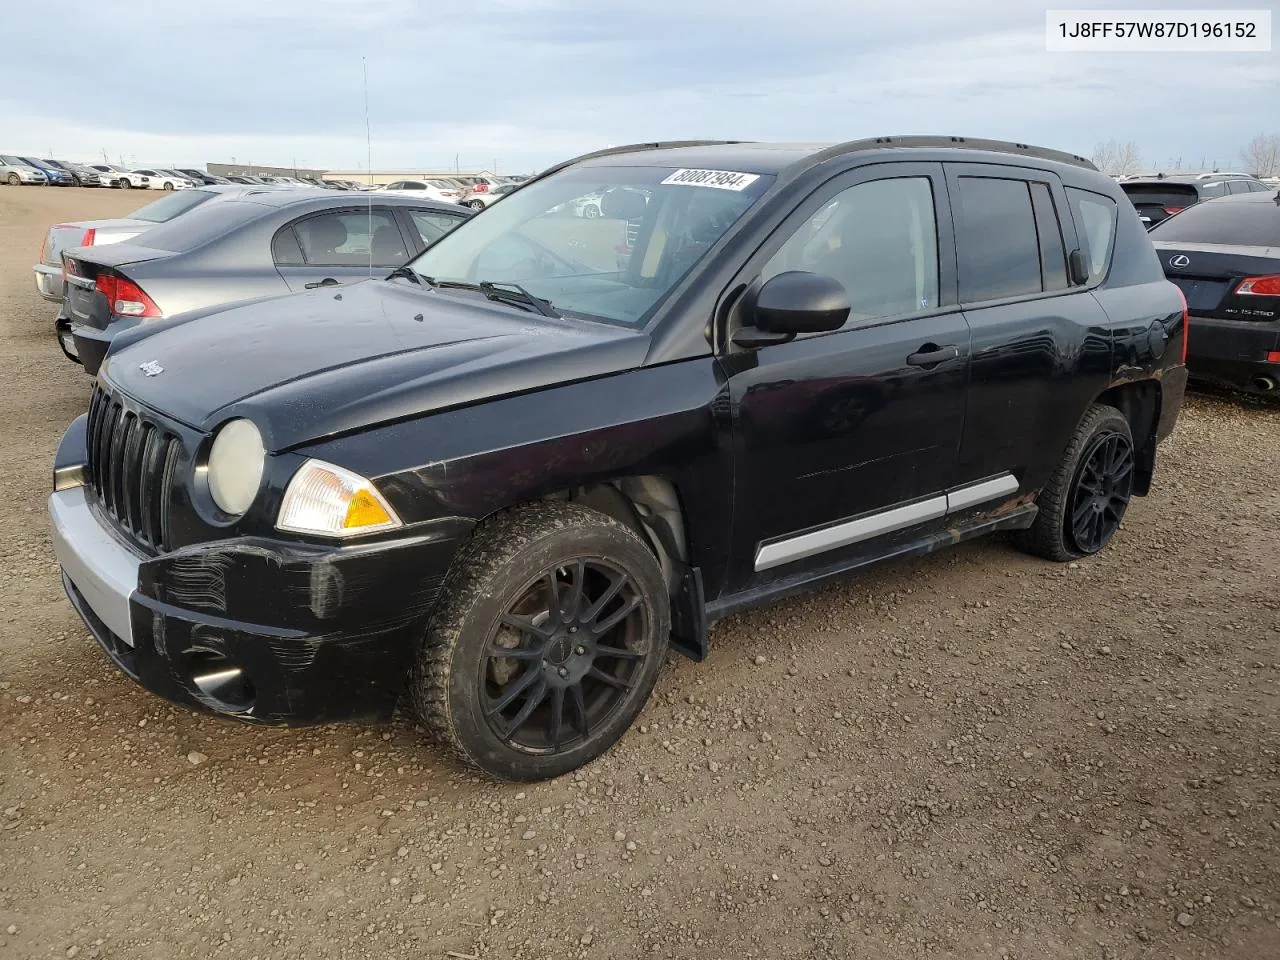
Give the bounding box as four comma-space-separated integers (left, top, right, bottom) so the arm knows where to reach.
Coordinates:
799, 135, 1098, 173
526, 140, 743, 186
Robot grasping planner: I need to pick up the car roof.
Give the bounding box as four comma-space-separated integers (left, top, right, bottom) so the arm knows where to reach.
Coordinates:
1202, 189, 1280, 204
238, 188, 464, 212
1122, 174, 1256, 186
564, 136, 1098, 180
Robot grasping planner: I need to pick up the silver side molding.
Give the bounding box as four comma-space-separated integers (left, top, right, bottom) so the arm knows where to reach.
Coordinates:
755, 496, 947, 572
946, 472, 1020, 513
754, 472, 1019, 572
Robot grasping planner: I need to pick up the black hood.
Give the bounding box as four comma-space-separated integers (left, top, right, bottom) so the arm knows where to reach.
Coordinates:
103, 279, 648, 450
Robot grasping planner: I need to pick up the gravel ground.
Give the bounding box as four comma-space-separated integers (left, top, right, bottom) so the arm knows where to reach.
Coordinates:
0, 187, 1277, 960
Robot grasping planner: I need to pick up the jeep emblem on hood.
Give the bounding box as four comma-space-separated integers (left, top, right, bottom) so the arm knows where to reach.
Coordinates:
138, 360, 164, 377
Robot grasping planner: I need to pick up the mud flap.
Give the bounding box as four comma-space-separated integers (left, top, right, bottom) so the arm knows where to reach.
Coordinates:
669, 563, 708, 662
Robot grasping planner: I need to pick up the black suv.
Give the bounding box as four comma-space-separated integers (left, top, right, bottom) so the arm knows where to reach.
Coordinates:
1120, 173, 1273, 227
49, 136, 1188, 781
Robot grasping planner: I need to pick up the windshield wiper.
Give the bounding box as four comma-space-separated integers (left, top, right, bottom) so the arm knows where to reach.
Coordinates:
477, 281, 560, 318
386, 265, 431, 286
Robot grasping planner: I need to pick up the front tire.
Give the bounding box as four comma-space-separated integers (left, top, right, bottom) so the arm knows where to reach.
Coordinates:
6, 174, 18, 186
118, 179, 130, 189
1014, 404, 1135, 561
410, 502, 670, 781
162, 181, 174, 191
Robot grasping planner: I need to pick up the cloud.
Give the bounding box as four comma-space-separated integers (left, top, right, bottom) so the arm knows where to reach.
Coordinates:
3, 0, 1276, 173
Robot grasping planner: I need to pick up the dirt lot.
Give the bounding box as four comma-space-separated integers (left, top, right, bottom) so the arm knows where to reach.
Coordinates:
0, 186, 1277, 960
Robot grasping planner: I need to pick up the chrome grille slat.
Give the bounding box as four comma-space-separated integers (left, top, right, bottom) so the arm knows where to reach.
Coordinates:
85, 385, 181, 553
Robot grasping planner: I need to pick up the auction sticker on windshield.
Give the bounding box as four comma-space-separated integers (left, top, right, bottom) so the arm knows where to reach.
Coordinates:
660, 169, 761, 191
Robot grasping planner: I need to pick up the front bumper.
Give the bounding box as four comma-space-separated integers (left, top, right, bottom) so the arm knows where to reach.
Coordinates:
34, 263, 63, 302
49, 418, 464, 724
1187, 313, 1280, 394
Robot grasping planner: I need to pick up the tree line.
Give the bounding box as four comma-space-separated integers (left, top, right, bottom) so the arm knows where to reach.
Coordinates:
1090, 134, 1280, 178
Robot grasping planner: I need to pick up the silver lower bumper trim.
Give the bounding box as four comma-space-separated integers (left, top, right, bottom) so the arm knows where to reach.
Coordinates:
49, 487, 141, 646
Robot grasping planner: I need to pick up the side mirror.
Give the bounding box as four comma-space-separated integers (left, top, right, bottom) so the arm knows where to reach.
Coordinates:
747, 271, 850, 335
1068, 248, 1090, 285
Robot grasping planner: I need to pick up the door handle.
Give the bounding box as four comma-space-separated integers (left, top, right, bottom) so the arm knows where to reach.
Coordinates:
304, 278, 339, 289
906, 343, 959, 368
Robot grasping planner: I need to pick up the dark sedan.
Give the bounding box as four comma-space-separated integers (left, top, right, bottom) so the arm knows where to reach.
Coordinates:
1150, 189, 1280, 394
1121, 173, 1272, 228
57, 189, 471, 374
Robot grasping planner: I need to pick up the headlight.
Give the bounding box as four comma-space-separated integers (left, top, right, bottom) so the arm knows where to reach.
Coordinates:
207, 419, 265, 516
276, 459, 401, 537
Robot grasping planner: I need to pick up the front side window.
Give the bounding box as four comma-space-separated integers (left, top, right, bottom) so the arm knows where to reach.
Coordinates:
956, 177, 1043, 302
1066, 188, 1118, 281
410, 210, 464, 247
285, 210, 407, 267
407, 165, 774, 327
762, 176, 939, 326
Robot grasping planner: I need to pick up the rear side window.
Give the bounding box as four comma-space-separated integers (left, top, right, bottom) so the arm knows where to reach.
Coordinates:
955, 177, 1042, 302
1148, 200, 1280, 246
287, 209, 408, 267
1065, 188, 1117, 282
1200, 181, 1227, 198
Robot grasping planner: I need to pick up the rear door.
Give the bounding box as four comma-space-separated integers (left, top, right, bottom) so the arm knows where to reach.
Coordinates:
947, 163, 1114, 497
272, 207, 416, 291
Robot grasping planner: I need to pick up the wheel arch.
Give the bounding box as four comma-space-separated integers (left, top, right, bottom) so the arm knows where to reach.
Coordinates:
1094, 378, 1161, 495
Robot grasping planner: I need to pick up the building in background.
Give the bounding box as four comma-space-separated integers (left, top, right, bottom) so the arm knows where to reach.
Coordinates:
207, 162, 327, 179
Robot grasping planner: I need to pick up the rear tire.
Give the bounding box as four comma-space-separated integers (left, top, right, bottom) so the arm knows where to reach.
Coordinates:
409, 502, 670, 781
467, 199, 484, 210
582, 204, 600, 219
1014, 404, 1135, 561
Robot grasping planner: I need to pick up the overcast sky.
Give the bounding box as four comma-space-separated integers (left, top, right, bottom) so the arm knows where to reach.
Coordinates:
3, 0, 1276, 173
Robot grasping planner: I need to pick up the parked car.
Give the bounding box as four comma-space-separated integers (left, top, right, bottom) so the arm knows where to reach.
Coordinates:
378, 179, 464, 204
57, 190, 469, 373
1149, 188, 1280, 394
19, 157, 74, 185
173, 168, 225, 186
461, 181, 521, 210
34, 184, 267, 310
85, 164, 143, 188
47, 136, 1187, 781
0, 155, 48, 185
131, 169, 190, 191
43, 160, 101, 186
1120, 173, 1272, 228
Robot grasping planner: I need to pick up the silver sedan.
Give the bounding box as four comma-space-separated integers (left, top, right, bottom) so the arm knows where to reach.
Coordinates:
56, 189, 471, 374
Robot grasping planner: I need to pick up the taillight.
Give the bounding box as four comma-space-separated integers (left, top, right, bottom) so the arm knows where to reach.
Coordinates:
1174, 285, 1188, 365
81, 227, 97, 246
1236, 275, 1280, 297
1162, 206, 1185, 215
95, 272, 162, 318
1267, 350, 1280, 363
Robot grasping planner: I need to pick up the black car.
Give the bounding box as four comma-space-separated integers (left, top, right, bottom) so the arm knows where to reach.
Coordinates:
49, 136, 1187, 781
1121, 173, 1272, 228
1150, 189, 1280, 394
175, 168, 230, 186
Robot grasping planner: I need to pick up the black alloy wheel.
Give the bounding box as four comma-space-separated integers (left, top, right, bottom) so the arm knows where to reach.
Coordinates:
411, 502, 670, 781
1067, 430, 1134, 554
482, 558, 648, 754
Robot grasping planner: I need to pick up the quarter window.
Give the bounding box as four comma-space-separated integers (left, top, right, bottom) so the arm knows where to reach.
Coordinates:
955, 177, 1042, 302
1065, 188, 1118, 282
278, 210, 408, 267
762, 176, 939, 326
1029, 182, 1069, 292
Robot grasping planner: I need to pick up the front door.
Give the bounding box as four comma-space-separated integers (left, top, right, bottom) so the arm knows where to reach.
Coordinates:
720, 163, 971, 591
272, 207, 415, 292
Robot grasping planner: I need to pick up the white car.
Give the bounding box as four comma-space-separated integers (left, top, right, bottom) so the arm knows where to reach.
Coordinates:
461, 181, 521, 210
86, 164, 148, 188
378, 178, 463, 204
131, 168, 190, 191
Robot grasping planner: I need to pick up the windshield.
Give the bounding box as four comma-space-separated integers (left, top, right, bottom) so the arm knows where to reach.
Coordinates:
406, 164, 775, 326
128, 189, 218, 223
1149, 198, 1280, 247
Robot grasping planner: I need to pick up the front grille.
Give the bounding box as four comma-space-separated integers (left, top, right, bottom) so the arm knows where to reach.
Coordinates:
86, 386, 180, 551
